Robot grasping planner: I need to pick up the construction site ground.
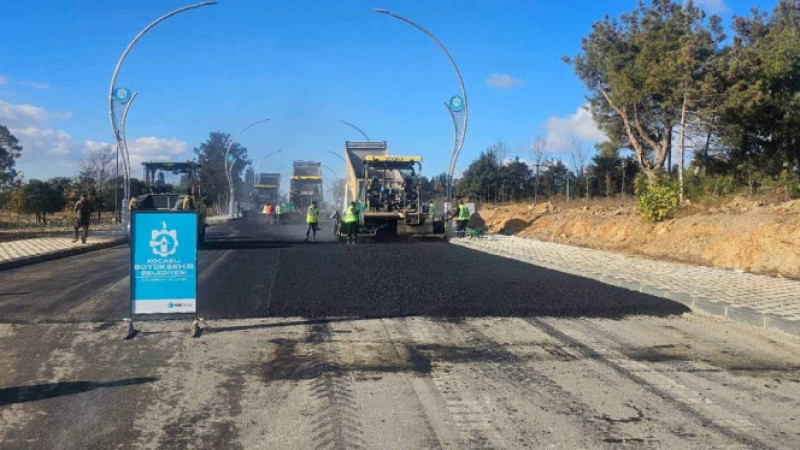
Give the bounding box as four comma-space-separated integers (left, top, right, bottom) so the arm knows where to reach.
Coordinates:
474, 196, 800, 280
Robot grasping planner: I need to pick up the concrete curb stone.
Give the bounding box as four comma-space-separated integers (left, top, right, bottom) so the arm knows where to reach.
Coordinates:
0, 237, 127, 272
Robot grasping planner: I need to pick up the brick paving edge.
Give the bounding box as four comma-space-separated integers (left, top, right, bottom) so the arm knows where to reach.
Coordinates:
452, 238, 800, 340
0, 237, 128, 272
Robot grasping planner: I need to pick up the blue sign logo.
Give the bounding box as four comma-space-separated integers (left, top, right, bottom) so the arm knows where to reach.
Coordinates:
447, 95, 465, 112
113, 87, 132, 104
150, 222, 179, 257
131, 212, 198, 315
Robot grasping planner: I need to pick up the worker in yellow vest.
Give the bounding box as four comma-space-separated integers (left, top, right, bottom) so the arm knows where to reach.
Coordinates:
344, 201, 359, 245
456, 200, 470, 238
305, 201, 319, 242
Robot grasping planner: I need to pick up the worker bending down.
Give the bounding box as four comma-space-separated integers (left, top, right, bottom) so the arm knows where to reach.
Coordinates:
344, 201, 359, 244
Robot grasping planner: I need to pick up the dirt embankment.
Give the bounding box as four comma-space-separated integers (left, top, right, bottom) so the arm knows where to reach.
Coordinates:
476, 198, 800, 279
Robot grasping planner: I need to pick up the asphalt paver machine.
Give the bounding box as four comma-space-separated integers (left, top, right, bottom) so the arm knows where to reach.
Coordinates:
343, 141, 444, 241
132, 161, 207, 242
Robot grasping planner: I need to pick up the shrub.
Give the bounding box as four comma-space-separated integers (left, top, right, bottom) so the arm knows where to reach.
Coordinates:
635, 173, 679, 222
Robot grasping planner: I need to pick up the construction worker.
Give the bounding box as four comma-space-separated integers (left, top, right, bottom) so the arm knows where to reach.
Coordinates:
429, 201, 437, 220
181, 195, 195, 210
265, 203, 273, 224
456, 200, 470, 238
72, 195, 93, 244
344, 201, 359, 244
305, 201, 319, 242
329, 209, 341, 235
275, 204, 282, 225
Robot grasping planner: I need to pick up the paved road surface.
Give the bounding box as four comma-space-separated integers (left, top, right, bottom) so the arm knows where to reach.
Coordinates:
1, 217, 799, 448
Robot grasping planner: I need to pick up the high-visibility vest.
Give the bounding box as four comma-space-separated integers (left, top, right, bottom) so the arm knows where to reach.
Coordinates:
344, 206, 358, 224
262, 205, 268, 214
276, 205, 282, 214
307, 206, 319, 223
458, 204, 470, 220
266, 205, 273, 215
429, 203, 436, 217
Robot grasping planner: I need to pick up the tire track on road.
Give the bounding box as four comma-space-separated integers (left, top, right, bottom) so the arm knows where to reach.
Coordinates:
306, 322, 366, 450
402, 318, 523, 449
563, 317, 800, 447
527, 317, 778, 449
432, 319, 632, 448
378, 319, 452, 449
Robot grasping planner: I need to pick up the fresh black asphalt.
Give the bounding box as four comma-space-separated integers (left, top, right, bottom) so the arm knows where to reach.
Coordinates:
0, 216, 689, 323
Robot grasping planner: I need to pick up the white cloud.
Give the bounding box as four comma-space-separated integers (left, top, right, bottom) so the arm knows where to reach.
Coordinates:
3, 99, 187, 179
125, 136, 191, 168
82, 137, 190, 170
0, 100, 71, 128
12, 127, 74, 161
486, 73, 525, 90
544, 105, 607, 154
21, 81, 50, 90
688, 0, 729, 14
0, 75, 8, 85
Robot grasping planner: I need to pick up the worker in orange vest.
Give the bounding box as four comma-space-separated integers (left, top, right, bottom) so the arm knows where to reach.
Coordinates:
264, 203, 273, 224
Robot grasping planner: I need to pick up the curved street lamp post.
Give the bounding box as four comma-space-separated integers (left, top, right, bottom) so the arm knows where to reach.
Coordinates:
225, 118, 270, 217
374, 8, 468, 216
253, 149, 283, 181
338, 120, 371, 141
108, 1, 216, 227
119, 91, 138, 197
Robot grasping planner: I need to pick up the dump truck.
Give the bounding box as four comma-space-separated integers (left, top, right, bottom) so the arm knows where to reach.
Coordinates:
130, 161, 207, 242
289, 161, 323, 214
253, 172, 281, 207
342, 141, 444, 240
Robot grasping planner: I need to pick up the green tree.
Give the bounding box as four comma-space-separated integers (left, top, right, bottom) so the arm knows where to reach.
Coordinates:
542, 160, 572, 199
0, 125, 22, 193
498, 158, 532, 201
714, 0, 800, 188
566, 0, 723, 183
458, 143, 504, 202
589, 141, 623, 197
194, 132, 250, 210
24, 179, 63, 225
9, 186, 28, 220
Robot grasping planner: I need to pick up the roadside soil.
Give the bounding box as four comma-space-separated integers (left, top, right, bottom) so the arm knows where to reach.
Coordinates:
474, 196, 800, 279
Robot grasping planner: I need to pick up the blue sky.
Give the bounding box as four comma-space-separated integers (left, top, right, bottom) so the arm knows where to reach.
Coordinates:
0, 0, 778, 185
